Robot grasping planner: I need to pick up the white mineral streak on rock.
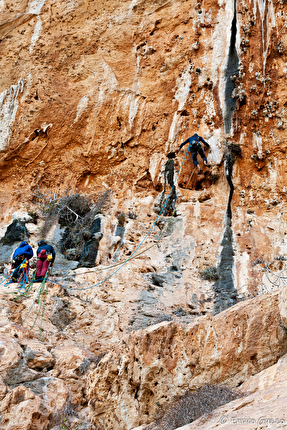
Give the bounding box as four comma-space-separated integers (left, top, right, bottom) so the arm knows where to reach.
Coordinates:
194, 200, 201, 220
174, 69, 192, 111
165, 68, 192, 152
253, 132, 263, 159
29, 15, 43, 53
268, 159, 278, 191
271, 211, 287, 259
28, 1, 46, 53
122, 92, 132, 111
98, 60, 118, 104
128, 0, 138, 16
149, 152, 165, 187
28, 0, 46, 15
211, 0, 234, 132
207, 129, 223, 164
88, 60, 118, 148
0, 0, 5, 13
129, 96, 140, 129
165, 112, 182, 153
0, 79, 24, 151
235, 251, 250, 294
20, 72, 33, 105
74, 95, 89, 124
86, 62, 118, 151
276, 214, 287, 257
204, 91, 216, 119
65, 0, 75, 13
253, 0, 276, 75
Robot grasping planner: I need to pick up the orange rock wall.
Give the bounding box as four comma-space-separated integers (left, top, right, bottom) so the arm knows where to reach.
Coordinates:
1, 0, 287, 297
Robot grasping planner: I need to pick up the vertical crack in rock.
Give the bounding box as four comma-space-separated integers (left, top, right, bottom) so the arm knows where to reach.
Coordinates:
214, 0, 240, 314
224, 0, 239, 135
213, 150, 238, 315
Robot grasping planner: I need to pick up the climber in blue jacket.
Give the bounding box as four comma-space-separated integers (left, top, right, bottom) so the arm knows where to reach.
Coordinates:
12, 241, 33, 260
176, 133, 210, 173
11, 241, 33, 282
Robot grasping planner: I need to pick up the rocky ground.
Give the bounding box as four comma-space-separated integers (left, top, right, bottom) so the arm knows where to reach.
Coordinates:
0, 276, 287, 429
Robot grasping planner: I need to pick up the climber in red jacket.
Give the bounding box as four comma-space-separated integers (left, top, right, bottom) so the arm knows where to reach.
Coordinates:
35, 240, 55, 281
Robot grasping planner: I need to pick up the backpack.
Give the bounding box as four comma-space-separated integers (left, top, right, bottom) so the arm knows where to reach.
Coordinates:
38, 249, 47, 260
189, 135, 201, 152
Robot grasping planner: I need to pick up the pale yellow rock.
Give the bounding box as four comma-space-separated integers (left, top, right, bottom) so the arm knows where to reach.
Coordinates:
0, 334, 22, 376
24, 339, 55, 370
0, 379, 69, 429
174, 359, 287, 430
51, 345, 97, 405
51, 346, 96, 379
40, 377, 69, 413
0, 321, 31, 343
240, 352, 287, 395
133, 354, 287, 430
0, 387, 43, 430
87, 291, 287, 429
1, 0, 287, 428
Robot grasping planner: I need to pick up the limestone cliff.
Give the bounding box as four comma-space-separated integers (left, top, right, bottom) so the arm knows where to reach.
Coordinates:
0, 0, 287, 428
1, 0, 287, 303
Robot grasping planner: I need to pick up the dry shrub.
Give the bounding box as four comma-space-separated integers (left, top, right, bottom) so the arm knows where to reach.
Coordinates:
60, 190, 110, 260
31, 185, 110, 246
200, 265, 219, 281
147, 385, 242, 430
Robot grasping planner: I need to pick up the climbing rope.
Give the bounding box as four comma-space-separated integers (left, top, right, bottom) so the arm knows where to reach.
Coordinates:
21, 264, 50, 337
11, 149, 196, 334
54, 149, 193, 291
55, 166, 198, 281
17, 263, 30, 294
0, 261, 31, 292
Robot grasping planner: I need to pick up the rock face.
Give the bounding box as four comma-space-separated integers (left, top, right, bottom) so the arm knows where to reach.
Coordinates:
0, 317, 92, 429
1, 0, 287, 429
0, 0, 287, 308
86, 290, 287, 429
173, 353, 287, 430
0, 278, 285, 429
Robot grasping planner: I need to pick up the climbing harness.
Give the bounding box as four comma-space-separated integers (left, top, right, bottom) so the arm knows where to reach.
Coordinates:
2, 148, 196, 336
17, 260, 30, 293
0, 262, 24, 288
54, 166, 198, 282
50, 149, 192, 292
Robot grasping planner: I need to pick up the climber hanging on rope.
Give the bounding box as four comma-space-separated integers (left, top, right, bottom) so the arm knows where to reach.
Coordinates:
176, 133, 210, 173
11, 241, 33, 282
35, 240, 56, 282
